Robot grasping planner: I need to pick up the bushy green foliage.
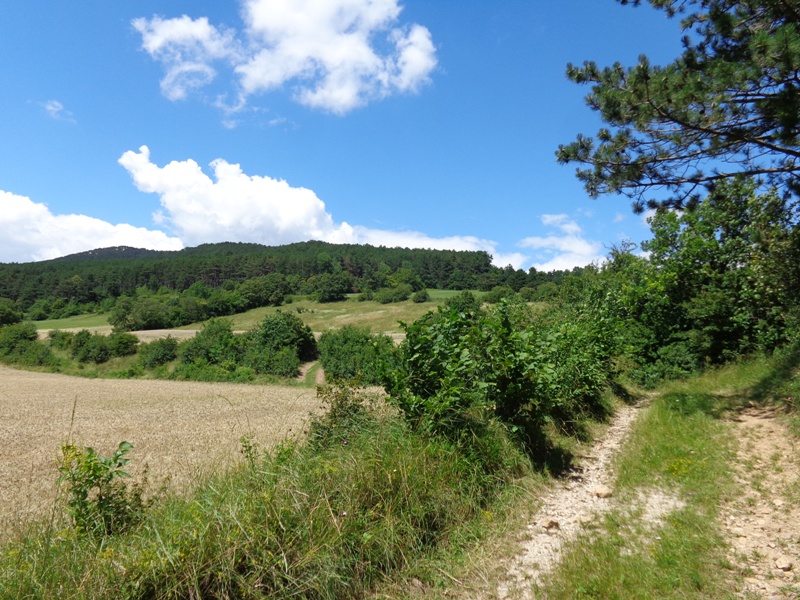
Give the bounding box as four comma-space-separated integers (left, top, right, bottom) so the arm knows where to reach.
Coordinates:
313, 272, 352, 303
58, 441, 150, 538
443, 290, 482, 313
206, 288, 245, 317
0, 321, 38, 354
238, 273, 290, 309
137, 336, 179, 369
107, 332, 138, 357
318, 326, 397, 384
387, 298, 616, 455
70, 330, 111, 364
0, 321, 57, 367
411, 289, 430, 303
0, 297, 22, 326
242, 311, 317, 377
373, 283, 413, 304
179, 318, 242, 366
171, 313, 317, 379
587, 179, 800, 385
47, 329, 74, 350
170, 361, 255, 382
482, 284, 515, 304
109, 296, 171, 332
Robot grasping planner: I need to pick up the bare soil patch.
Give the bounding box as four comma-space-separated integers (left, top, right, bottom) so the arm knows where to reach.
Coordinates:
37, 328, 202, 342
0, 365, 321, 533
722, 404, 800, 598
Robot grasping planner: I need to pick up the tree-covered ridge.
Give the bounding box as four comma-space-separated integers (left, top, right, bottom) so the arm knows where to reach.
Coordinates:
0, 241, 572, 319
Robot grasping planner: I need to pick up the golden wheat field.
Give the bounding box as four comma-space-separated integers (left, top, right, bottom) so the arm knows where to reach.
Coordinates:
0, 365, 322, 533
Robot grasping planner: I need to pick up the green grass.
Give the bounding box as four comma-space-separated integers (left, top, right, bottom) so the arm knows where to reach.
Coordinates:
200, 290, 483, 334
33, 313, 110, 331
30, 290, 523, 338
0, 385, 533, 599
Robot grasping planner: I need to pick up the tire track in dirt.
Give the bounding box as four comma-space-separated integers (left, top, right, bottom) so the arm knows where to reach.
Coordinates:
722, 404, 800, 598
495, 400, 647, 599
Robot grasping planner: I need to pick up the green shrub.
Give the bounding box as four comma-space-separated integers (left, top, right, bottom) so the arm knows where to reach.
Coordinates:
482, 285, 515, 303
0, 321, 38, 356
373, 283, 413, 304
0, 322, 57, 367
243, 346, 301, 378
242, 311, 317, 377
314, 272, 352, 303
70, 330, 111, 364
15, 340, 58, 367
387, 298, 616, 456
108, 332, 139, 357
443, 290, 482, 313
171, 360, 236, 382
318, 326, 397, 384
0, 297, 23, 326
138, 336, 179, 369
47, 329, 74, 350
179, 319, 242, 366
411, 289, 430, 303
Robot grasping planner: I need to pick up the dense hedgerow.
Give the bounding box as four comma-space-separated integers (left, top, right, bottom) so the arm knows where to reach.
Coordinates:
386, 297, 616, 456
0, 322, 58, 367
318, 326, 398, 384
173, 313, 317, 380
138, 336, 179, 369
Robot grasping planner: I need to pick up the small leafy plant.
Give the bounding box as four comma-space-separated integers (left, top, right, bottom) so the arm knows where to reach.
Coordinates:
58, 441, 149, 537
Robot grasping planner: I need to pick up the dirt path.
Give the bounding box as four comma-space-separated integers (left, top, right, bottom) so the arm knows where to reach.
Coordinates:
722, 404, 800, 598
495, 401, 646, 598
296, 361, 325, 385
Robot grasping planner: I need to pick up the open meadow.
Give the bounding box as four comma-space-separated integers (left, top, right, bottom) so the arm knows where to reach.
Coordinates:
33, 290, 479, 339
0, 365, 322, 535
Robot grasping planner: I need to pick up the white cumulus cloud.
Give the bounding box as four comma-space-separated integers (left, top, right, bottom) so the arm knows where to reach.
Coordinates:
118, 145, 498, 257
519, 214, 605, 271
0, 190, 183, 263
133, 0, 437, 114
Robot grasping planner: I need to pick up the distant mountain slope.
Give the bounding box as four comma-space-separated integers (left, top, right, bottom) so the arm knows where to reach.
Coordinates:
2, 240, 550, 308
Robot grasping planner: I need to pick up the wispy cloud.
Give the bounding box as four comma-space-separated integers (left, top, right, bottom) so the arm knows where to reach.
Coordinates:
41, 99, 75, 123
133, 0, 437, 115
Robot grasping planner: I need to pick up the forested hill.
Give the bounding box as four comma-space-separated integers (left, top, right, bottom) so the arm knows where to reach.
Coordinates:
0, 241, 566, 309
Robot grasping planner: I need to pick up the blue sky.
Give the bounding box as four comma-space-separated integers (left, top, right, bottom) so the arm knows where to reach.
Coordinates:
0, 1, 684, 270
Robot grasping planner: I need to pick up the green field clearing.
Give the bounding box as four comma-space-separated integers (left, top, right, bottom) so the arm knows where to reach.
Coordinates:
34, 313, 109, 331
32, 290, 482, 336
180, 290, 484, 333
